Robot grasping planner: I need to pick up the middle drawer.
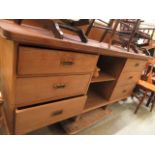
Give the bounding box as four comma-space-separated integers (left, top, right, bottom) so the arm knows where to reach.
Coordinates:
15, 74, 91, 107
116, 72, 141, 86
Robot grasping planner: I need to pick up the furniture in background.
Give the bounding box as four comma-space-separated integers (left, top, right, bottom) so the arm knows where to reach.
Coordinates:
13, 19, 89, 43
133, 59, 155, 114
86, 20, 144, 53
0, 19, 150, 134
85, 19, 118, 43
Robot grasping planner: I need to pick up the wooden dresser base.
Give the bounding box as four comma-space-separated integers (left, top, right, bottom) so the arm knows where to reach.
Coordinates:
61, 108, 112, 134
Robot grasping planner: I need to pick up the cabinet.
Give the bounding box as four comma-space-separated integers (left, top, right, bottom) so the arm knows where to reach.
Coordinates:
0, 20, 149, 134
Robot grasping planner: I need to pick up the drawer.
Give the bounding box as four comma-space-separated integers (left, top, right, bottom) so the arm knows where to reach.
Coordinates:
17, 47, 98, 75
110, 84, 135, 100
117, 72, 141, 86
123, 59, 146, 73
15, 96, 87, 134
15, 74, 91, 107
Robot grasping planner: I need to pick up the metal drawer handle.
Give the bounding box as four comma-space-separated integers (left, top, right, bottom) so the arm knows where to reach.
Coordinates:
134, 63, 139, 67
51, 110, 63, 116
61, 61, 74, 65
128, 76, 133, 79
53, 83, 66, 89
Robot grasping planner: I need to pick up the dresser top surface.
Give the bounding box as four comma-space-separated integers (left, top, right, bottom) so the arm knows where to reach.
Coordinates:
0, 20, 150, 60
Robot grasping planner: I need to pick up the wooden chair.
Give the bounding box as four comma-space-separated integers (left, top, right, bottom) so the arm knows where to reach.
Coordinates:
13, 19, 89, 43
85, 19, 150, 54
133, 59, 155, 114
0, 92, 9, 134
137, 27, 155, 56
112, 19, 143, 53
85, 19, 119, 45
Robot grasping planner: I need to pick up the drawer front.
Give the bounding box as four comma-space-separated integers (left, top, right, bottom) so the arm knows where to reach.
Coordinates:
110, 84, 135, 100
15, 74, 91, 107
18, 47, 98, 75
117, 72, 141, 86
123, 59, 146, 73
15, 96, 87, 134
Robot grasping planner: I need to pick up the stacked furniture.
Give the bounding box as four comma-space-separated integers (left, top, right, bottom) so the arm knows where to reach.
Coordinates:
0, 20, 150, 134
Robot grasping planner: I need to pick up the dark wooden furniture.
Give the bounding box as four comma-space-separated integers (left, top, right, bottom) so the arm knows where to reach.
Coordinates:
85, 19, 118, 44
133, 59, 155, 114
0, 20, 150, 134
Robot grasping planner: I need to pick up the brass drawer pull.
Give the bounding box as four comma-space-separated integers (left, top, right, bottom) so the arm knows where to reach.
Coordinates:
128, 76, 133, 79
51, 110, 63, 116
53, 83, 66, 89
61, 61, 74, 65
122, 89, 127, 93
134, 63, 139, 67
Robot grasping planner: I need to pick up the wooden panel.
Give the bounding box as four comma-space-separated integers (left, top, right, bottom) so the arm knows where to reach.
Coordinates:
98, 56, 126, 78
17, 47, 98, 76
15, 96, 87, 134
0, 37, 17, 134
123, 59, 146, 73
15, 74, 91, 107
110, 84, 135, 100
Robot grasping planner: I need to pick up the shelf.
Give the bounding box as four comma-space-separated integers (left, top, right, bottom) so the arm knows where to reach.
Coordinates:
91, 72, 115, 83
84, 89, 129, 113
84, 90, 108, 113
61, 108, 111, 134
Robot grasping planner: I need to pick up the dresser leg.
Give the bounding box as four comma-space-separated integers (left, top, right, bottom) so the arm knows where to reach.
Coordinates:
74, 115, 81, 122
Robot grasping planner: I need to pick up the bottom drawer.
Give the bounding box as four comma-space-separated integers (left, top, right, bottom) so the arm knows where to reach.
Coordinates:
15, 96, 87, 134
110, 84, 135, 100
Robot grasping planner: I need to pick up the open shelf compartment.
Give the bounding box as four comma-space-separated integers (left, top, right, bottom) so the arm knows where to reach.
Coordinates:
91, 72, 116, 83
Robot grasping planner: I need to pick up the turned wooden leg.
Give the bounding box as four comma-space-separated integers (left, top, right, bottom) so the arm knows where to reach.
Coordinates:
74, 115, 81, 122
2, 111, 9, 134
134, 91, 147, 114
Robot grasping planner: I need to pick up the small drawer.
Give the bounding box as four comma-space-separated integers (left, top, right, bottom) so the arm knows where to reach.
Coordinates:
123, 59, 146, 73
15, 74, 91, 107
15, 96, 87, 134
17, 47, 98, 75
117, 72, 141, 86
110, 84, 135, 100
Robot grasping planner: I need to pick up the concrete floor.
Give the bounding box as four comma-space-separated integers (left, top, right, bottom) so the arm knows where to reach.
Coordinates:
1, 97, 155, 135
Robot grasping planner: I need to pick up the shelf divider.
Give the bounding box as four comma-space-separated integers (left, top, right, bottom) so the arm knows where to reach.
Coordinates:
91, 72, 116, 83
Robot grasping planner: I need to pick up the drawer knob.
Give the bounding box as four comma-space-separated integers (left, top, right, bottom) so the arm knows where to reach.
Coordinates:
61, 61, 74, 65
53, 83, 66, 89
128, 76, 133, 79
122, 89, 127, 93
51, 110, 63, 116
134, 63, 139, 67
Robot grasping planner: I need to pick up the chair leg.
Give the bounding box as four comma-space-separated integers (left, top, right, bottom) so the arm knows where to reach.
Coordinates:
150, 94, 155, 112
146, 92, 154, 107
134, 91, 147, 114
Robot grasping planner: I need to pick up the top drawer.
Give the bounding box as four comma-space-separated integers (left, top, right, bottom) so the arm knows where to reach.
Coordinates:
17, 47, 98, 76
123, 59, 146, 73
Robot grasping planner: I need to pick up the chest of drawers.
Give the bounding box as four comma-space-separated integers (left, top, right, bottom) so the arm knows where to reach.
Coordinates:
110, 58, 147, 100
0, 20, 150, 134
